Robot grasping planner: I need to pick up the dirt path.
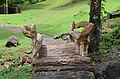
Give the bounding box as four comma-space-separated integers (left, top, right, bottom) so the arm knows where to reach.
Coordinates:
0, 24, 63, 45
0, 24, 21, 33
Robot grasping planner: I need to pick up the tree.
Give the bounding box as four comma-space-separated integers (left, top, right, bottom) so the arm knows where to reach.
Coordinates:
89, 0, 102, 52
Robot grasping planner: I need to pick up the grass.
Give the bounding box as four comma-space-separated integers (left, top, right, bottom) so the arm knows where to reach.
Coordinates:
104, 0, 120, 12
0, 0, 120, 36
0, 28, 31, 62
0, 65, 32, 79
0, 0, 119, 35
0, 0, 90, 36
0, 29, 32, 79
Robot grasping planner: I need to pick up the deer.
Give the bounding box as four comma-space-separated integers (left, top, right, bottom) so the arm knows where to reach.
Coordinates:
21, 24, 43, 58
54, 21, 94, 56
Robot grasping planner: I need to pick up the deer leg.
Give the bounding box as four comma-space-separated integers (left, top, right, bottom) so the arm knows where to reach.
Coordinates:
82, 43, 84, 56
80, 43, 84, 56
78, 44, 80, 55
70, 35, 74, 43
77, 41, 84, 56
80, 44, 82, 56
77, 41, 81, 56
83, 43, 88, 56
86, 43, 89, 56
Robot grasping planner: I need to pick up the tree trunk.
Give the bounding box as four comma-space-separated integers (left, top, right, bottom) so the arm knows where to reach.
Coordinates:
89, 0, 101, 52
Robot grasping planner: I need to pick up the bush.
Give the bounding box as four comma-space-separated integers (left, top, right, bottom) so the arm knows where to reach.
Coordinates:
5, 0, 46, 6
99, 25, 120, 55
8, 0, 25, 6
89, 25, 120, 63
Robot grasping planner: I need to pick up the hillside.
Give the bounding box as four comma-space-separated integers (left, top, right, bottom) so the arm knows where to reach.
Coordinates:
0, 0, 120, 35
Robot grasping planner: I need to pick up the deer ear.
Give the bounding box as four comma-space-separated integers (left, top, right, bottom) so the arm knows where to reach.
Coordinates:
31, 24, 36, 32
21, 26, 26, 33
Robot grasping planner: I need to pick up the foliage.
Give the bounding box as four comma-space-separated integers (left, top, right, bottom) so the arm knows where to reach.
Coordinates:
89, 0, 120, 61
99, 25, 120, 55
101, 0, 108, 22
8, 0, 25, 6
0, 0, 46, 6
89, 25, 120, 63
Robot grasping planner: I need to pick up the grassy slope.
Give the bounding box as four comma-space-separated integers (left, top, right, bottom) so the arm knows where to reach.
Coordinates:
105, 0, 120, 12
0, 0, 89, 36
0, 0, 120, 35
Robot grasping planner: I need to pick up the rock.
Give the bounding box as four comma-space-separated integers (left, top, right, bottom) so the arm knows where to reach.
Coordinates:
33, 66, 94, 79
5, 36, 20, 47
105, 63, 120, 79
91, 53, 120, 79
3, 60, 13, 68
33, 71, 94, 79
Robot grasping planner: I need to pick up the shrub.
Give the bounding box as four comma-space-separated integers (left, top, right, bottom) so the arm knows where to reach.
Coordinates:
8, 0, 25, 6
89, 25, 120, 63
99, 25, 120, 55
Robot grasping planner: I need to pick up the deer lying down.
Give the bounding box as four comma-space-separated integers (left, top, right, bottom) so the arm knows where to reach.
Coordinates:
21, 24, 43, 58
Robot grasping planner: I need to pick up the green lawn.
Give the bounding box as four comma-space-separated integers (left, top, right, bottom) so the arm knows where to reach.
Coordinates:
0, 28, 32, 79
1, 0, 89, 36
0, 28, 32, 65
0, 0, 120, 35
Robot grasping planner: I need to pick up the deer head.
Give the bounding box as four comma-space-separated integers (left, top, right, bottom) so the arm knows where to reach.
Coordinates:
21, 24, 37, 39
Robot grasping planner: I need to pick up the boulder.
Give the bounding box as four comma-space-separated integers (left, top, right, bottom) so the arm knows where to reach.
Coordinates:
5, 36, 20, 47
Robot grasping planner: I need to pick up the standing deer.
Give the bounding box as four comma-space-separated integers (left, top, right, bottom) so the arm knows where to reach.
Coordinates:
54, 21, 94, 56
